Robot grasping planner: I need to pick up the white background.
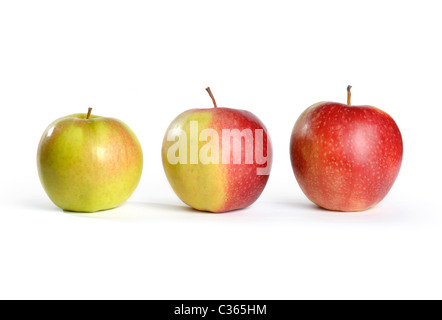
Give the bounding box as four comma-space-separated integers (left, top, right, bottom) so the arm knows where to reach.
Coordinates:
0, 0, 441, 300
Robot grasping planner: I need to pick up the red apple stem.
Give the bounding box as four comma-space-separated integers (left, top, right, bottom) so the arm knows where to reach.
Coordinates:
347, 85, 352, 105
87, 107, 93, 119
205, 87, 218, 108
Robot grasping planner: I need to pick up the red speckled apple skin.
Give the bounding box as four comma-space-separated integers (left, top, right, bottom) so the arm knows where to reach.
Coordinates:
211, 108, 272, 212
290, 102, 403, 212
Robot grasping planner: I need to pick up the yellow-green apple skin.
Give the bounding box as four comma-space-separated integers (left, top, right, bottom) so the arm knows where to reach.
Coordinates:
37, 113, 143, 212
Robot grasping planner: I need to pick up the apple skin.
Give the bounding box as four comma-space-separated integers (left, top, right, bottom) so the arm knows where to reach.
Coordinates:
162, 107, 272, 213
290, 102, 403, 212
37, 113, 143, 213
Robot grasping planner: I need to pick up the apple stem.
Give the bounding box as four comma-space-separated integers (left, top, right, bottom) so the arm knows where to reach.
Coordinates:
205, 87, 218, 108
347, 85, 352, 105
87, 108, 93, 120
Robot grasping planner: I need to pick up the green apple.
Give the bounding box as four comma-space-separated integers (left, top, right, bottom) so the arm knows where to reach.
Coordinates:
37, 109, 143, 212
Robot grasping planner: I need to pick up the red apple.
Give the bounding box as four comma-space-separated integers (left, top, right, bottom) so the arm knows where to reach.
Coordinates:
290, 86, 403, 211
161, 88, 272, 213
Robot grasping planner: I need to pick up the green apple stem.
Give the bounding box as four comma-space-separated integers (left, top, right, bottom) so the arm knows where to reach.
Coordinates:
206, 87, 218, 108
87, 108, 93, 120
347, 85, 352, 105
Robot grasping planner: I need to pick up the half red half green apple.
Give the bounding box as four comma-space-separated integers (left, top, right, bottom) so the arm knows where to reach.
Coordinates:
162, 88, 272, 213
